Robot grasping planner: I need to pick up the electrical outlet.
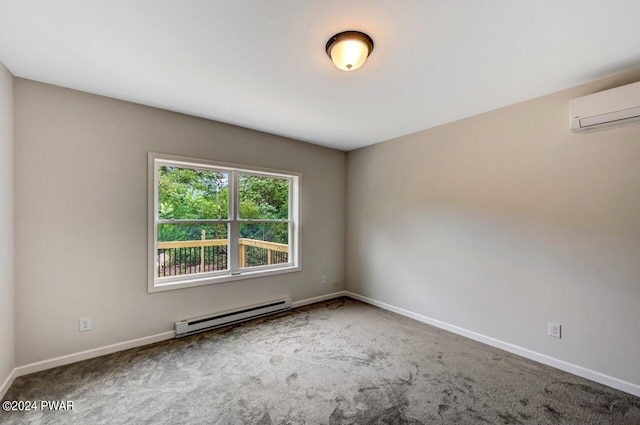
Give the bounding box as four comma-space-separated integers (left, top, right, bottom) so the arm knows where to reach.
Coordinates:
548, 322, 561, 338
79, 317, 92, 332
321, 275, 326, 285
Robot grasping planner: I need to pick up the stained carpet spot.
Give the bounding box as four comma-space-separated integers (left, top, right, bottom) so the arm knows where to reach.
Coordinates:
256, 411, 272, 425
518, 411, 532, 420
269, 355, 283, 366
497, 412, 523, 424
368, 404, 425, 425
358, 386, 381, 392
543, 403, 564, 419
249, 376, 263, 386
286, 372, 298, 386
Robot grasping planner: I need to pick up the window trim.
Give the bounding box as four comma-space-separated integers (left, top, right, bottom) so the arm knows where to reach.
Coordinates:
148, 152, 301, 293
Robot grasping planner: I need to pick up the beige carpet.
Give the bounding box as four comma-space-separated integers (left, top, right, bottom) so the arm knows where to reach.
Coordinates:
2, 298, 639, 424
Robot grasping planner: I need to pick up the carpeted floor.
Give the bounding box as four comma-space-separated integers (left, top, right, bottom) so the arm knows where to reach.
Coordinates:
2, 297, 639, 424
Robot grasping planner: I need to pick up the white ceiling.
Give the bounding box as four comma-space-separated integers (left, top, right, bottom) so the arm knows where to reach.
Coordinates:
1, 1, 639, 151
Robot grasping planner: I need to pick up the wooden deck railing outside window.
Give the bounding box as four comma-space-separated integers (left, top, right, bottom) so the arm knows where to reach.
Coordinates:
157, 231, 288, 277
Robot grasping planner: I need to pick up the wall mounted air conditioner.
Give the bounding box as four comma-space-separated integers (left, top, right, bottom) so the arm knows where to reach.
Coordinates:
570, 81, 640, 132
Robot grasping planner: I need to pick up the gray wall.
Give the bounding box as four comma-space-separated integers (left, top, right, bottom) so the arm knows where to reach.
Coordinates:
347, 69, 640, 386
0, 63, 14, 389
14, 79, 346, 366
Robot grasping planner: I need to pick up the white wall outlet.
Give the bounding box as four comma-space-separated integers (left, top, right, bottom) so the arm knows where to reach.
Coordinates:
321, 275, 326, 285
549, 322, 561, 338
79, 316, 92, 332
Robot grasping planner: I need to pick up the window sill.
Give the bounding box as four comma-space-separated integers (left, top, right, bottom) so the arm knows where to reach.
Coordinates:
148, 265, 302, 293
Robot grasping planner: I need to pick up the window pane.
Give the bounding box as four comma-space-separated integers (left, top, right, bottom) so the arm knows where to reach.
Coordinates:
158, 165, 229, 220
238, 174, 289, 220
157, 223, 228, 277
239, 223, 289, 268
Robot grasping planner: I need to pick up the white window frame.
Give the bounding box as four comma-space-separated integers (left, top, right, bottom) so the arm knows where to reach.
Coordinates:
148, 152, 301, 293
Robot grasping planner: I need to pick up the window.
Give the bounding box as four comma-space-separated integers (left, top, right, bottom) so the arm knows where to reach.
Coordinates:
148, 153, 300, 292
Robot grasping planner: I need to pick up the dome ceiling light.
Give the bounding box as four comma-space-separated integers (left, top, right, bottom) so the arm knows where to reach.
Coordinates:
325, 31, 374, 72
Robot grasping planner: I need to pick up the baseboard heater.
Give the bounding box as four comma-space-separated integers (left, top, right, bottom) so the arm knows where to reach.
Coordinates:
175, 298, 292, 338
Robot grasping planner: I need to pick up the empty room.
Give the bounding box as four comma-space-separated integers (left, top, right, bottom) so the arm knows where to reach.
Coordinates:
1, 1, 640, 424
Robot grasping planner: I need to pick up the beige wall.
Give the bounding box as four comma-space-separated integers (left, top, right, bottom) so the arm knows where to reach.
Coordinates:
14, 79, 346, 366
347, 69, 640, 386
0, 63, 14, 390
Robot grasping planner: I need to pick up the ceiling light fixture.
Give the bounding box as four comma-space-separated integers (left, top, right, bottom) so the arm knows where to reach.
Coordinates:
325, 31, 374, 72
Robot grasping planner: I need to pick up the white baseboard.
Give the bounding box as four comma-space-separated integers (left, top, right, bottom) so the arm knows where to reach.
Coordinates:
2, 330, 175, 396
344, 291, 640, 398
292, 290, 347, 308
0, 367, 17, 400
1, 291, 348, 397
10, 290, 634, 400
